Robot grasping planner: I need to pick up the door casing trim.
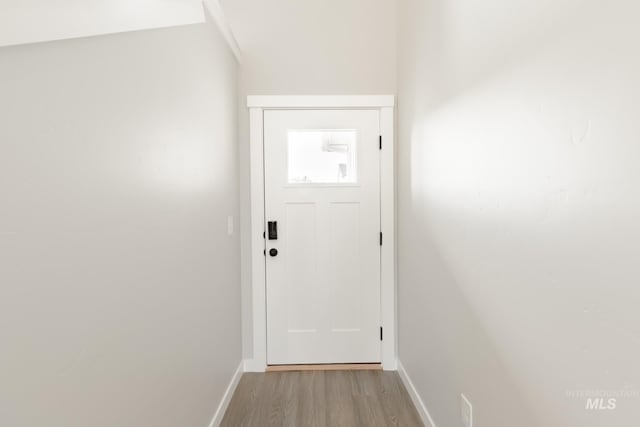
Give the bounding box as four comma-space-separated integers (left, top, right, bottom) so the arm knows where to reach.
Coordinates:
246, 95, 396, 372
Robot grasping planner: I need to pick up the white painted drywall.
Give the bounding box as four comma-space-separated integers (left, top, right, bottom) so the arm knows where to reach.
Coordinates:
397, 0, 640, 426
219, 0, 396, 361
0, 0, 205, 47
0, 18, 240, 427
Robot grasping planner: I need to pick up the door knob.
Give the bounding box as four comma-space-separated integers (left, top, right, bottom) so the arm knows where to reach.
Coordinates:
269, 248, 278, 257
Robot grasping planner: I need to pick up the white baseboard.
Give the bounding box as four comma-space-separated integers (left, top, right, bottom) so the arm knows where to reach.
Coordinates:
207, 361, 244, 427
397, 360, 438, 427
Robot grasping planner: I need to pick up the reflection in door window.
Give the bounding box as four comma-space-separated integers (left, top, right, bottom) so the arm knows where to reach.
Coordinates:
288, 130, 357, 183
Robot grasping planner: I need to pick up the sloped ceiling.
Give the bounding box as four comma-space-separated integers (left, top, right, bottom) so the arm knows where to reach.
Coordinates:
0, 0, 205, 47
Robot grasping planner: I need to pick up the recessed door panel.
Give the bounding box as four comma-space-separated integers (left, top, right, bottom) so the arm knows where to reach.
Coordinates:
329, 202, 362, 332
284, 202, 317, 333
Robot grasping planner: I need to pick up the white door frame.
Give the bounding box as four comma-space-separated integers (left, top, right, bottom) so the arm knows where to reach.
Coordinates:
246, 95, 396, 371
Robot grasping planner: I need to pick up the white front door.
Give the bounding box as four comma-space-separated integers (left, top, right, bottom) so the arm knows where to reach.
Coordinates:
264, 109, 381, 365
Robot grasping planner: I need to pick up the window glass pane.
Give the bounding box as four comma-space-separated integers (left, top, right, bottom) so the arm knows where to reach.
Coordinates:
288, 130, 357, 184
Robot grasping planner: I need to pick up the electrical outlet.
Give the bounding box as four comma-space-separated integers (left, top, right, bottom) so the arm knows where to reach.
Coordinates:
461, 394, 473, 427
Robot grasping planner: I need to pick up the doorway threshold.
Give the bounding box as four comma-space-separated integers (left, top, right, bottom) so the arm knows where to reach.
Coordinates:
266, 363, 382, 372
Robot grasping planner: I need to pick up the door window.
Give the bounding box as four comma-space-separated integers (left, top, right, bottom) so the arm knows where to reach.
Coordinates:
287, 130, 357, 184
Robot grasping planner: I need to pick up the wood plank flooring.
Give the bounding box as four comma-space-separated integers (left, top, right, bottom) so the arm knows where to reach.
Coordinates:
220, 370, 424, 427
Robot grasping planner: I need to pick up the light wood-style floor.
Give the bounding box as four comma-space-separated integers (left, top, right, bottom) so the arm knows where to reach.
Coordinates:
220, 370, 424, 427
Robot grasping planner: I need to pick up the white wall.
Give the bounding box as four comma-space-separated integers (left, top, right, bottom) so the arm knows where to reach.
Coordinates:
219, 0, 397, 361
0, 0, 204, 47
397, 0, 640, 426
0, 18, 240, 427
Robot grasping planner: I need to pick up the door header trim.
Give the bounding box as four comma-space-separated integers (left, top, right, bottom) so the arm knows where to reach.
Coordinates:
247, 95, 395, 109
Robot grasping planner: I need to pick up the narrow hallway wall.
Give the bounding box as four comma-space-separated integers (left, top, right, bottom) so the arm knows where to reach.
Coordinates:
396, 0, 640, 426
0, 19, 241, 427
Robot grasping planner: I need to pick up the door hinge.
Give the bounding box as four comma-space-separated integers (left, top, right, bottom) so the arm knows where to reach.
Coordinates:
379, 135, 382, 150
380, 232, 383, 246
380, 327, 383, 341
